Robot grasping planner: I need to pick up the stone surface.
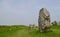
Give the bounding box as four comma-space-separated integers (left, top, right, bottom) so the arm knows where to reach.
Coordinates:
29, 24, 35, 30
38, 8, 50, 32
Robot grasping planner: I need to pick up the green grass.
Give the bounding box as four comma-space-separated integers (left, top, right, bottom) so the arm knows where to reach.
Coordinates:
0, 25, 60, 37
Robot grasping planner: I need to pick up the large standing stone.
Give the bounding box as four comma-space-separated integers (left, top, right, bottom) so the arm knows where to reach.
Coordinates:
38, 8, 50, 32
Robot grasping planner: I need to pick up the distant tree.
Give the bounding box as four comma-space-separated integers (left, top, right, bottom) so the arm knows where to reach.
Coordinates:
51, 21, 57, 26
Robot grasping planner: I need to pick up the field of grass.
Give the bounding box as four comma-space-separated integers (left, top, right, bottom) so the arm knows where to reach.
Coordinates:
0, 25, 60, 37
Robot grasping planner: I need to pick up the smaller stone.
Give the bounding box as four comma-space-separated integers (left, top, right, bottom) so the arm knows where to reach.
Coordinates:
29, 24, 35, 30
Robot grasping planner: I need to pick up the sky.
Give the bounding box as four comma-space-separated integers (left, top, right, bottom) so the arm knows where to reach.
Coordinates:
0, 0, 60, 25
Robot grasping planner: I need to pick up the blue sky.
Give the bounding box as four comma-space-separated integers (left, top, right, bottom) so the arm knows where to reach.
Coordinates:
0, 0, 60, 25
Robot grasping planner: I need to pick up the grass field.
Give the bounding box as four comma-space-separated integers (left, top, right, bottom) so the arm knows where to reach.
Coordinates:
0, 25, 60, 37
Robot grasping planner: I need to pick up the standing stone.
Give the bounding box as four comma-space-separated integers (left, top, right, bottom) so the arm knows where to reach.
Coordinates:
29, 24, 35, 30
38, 8, 50, 32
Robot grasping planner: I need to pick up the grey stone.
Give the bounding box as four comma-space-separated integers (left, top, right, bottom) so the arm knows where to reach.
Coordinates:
29, 24, 35, 30
38, 8, 50, 32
